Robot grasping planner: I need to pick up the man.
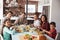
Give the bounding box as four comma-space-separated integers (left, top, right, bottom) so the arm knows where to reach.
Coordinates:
4, 11, 13, 20
14, 12, 27, 25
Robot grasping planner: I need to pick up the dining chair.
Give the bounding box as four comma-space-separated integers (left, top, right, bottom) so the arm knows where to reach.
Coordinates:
55, 32, 60, 40
0, 34, 3, 40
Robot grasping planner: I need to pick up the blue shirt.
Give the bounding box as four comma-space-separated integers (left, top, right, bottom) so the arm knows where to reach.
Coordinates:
3, 27, 15, 40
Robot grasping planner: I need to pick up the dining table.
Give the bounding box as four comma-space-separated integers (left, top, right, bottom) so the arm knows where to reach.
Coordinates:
12, 25, 54, 40
12, 32, 54, 40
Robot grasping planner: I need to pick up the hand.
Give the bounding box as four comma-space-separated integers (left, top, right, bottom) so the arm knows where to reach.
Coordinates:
43, 30, 46, 32
39, 27, 43, 30
37, 26, 40, 29
10, 26, 15, 30
11, 26, 16, 29
30, 24, 34, 27
43, 30, 46, 33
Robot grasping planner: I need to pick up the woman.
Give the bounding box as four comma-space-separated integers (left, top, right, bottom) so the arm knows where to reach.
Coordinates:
4, 11, 13, 20
40, 15, 50, 31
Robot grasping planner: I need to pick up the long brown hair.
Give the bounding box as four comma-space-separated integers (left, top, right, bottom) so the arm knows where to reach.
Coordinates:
40, 15, 48, 25
1, 19, 11, 36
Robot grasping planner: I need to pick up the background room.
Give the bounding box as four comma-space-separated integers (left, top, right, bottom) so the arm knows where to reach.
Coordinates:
0, 0, 59, 32
0, 0, 60, 40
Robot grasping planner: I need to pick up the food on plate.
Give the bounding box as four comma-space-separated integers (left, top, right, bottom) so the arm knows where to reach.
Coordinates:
25, 25, 30, 31
24, 34, 30, 39
32, 36, 37, 39
29, 38, 32, 40
15, 27, 23, 32
39, 35, 47, 40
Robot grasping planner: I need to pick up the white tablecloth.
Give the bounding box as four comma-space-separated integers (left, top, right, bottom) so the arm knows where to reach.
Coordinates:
12, 32, 54, 40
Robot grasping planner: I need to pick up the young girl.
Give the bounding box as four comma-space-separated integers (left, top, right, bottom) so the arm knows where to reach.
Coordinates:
2, 19, 15, 40
43, 22, 57, 39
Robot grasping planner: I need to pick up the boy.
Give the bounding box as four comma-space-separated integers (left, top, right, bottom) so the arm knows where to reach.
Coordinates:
32, 14, 40, 28
43, 22, 57, 39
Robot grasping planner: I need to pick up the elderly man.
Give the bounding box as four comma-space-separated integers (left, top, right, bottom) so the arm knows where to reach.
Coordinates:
14, 13, 27, 25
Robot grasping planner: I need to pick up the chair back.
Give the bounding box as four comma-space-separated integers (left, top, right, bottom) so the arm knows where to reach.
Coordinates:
55, 33, 60, 40
0, 34, 3, 40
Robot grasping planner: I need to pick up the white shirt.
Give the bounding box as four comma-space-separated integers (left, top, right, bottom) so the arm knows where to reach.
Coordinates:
33, 20, 40, 27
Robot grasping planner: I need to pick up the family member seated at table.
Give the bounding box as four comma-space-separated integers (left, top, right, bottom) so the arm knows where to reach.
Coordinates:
40, 15, 50, 31
4, 11, 13, 20
2, 19, 15, 40
31, 14, 40, 28
14, 12, 27, 25
43, 22, 57, 39
2, 11, 13, 28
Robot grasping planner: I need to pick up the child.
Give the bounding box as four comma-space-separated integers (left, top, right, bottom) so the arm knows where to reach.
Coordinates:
3, 19, 15, 40
43, 22, 57, 39
33, 14, 40, 28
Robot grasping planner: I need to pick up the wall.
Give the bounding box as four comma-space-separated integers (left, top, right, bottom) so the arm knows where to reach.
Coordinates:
0, 0, 3, 34
50, 0, 60, 32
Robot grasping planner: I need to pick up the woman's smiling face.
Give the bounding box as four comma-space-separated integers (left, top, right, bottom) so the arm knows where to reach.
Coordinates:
41, 16, 45, 22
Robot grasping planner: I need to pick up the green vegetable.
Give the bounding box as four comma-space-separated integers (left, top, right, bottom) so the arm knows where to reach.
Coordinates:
29, 38, 32, 40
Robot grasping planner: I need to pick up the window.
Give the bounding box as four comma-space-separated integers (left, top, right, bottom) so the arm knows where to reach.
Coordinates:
25, 5, 36, 13
38, 5, 43, 13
